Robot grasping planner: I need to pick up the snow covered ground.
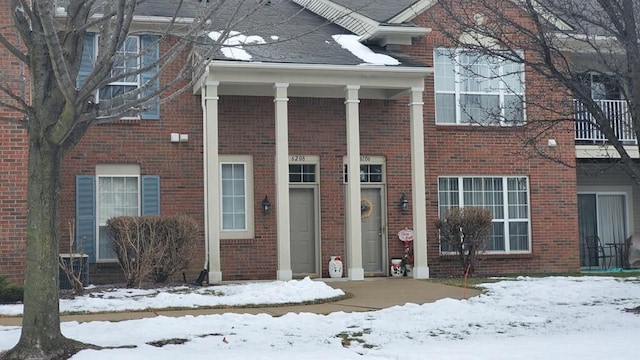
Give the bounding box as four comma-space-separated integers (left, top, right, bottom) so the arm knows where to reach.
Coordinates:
1, 276, 638, 359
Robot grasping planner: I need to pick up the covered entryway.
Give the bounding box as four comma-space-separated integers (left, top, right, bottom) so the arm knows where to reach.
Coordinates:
361, 187, 385, 274
290, 187, 318, 276
199, 62, 431, 282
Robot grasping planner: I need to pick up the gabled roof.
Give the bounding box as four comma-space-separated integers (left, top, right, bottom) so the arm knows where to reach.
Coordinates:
291, 0, 430, 45
203, 0, 425, 66
329, 0, 421, 22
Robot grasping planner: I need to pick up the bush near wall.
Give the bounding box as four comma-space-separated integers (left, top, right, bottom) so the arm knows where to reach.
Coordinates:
0, 276, 23, 303
436, 207, 493, 276
107, 215, 199, 288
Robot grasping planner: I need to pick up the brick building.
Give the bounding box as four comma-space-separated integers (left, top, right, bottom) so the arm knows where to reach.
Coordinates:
7, 0, 628, 285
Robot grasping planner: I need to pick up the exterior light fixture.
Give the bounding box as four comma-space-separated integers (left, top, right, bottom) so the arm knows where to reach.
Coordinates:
261, 195, 271, 215
400, 193, 409, 212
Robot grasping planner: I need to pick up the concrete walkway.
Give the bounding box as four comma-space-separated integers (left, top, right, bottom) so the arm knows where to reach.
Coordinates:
0, 278, 481, 326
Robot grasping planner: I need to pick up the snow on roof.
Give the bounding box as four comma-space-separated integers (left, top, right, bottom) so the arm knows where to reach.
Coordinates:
332, 35, 400, 65
208, 31, 266, 61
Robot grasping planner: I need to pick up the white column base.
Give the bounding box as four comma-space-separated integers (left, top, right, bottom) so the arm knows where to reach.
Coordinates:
208, 271, 223, 284
277, 270, 293, 281
412, 266, 430, 279
348, 268, 365, 281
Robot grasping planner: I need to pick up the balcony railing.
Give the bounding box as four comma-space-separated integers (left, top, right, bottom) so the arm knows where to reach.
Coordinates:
574, 99, 635, 144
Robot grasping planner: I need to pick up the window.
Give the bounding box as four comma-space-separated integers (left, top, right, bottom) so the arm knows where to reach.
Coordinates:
438, 176, 530, 253
579, 73, 623, 100
99, 37, 140, 107
343, 164, 384, 183
220, 155, 254, 239
97, 176, 139, 260
76, 168, 160, 263
77, 33, 159, 119
435, 48, 525, 125
289, 164, 316, 183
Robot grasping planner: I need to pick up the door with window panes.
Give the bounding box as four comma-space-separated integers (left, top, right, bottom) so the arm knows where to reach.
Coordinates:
345, 158, 387, 275
289, 158, 319, 276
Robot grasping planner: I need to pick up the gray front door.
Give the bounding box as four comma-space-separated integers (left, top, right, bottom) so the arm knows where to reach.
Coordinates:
361, 188, 384, 274
290, 187, 317, 275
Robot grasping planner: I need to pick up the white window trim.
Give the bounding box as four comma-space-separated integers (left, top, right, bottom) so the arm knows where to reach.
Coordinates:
434, 48, 526, 126
438, 175, 532, 254
219, 155, 254, 240
289, 155, 320, 185
96, 36, 142, 120
95, 164, 141, 262
342, 155, 387, 184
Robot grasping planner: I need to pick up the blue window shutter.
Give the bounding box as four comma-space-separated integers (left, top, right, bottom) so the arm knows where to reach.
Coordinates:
76, 33, 95, 89
140, 35, 160, 120
76, 175, 96, 262
141, 175, 160, 215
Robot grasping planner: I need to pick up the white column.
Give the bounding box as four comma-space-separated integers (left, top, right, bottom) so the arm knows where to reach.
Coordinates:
409, 87, 429, 279
274, 83, 292, 281
345, 85, 364, 280
203, 80, 223, 283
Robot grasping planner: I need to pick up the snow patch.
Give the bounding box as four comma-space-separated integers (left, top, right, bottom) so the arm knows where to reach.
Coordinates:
332, 34, 400, 66
208, 31, 266, 61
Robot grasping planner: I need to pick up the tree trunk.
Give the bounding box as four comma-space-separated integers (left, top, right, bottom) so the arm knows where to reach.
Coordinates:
1, 138, 89, 359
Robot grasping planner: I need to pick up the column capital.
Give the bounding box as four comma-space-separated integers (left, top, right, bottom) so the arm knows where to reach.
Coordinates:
205, 80, 220, 87
410, 86, 424, 93
274, 82, 290, 89
345, 84, 361, 91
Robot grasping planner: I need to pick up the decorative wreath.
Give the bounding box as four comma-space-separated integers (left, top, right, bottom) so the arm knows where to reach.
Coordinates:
360, 197, 373, 219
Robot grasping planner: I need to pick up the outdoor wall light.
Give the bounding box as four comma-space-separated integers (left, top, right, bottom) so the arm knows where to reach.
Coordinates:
261, 195, 271, 215
400, 193, 409, 212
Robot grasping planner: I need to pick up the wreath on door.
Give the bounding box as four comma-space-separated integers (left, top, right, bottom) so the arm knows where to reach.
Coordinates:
361, 197, 373, 219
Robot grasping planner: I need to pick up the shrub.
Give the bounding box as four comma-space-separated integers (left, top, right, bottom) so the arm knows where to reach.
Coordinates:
0, 276, 23, 303
58, 220, 86, 295
436, 207, 493, 276
108, 215, 199, 287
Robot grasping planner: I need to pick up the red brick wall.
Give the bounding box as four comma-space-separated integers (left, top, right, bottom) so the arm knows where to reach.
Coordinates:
217, 97, 413, 280
60, 39, 207, 283
0, 2, 28, 285
407, 1, 579, 276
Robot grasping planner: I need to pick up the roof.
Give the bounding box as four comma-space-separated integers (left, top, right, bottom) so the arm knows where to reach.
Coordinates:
531, 0, 632, 37
329, 0, 419, 23
58, 0, 428, 67
198, 0, 427, 67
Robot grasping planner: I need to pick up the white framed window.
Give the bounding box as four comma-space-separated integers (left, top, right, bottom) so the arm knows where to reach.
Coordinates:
98, 36, 140, 106
78, 33, 159, 119
96, 164, 141, 261
435, 48, 525, 125
343, 155, 386, 183
220, 155, 254, 239
289, 155, 319, 184
438, 176, 531, 253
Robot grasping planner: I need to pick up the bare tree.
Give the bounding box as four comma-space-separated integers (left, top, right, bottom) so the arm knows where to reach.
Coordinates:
431, 0, 640, 182
0, 0, 282, 358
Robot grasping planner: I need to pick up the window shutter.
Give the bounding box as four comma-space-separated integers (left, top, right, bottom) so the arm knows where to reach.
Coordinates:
141, 175, 160, 215
140, 35, 160, 120
76, 33, 95, 89
76, 175, 96, 262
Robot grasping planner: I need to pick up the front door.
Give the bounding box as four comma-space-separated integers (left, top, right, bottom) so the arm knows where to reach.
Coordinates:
290, 187, 317, 275
361, 187, 384, 274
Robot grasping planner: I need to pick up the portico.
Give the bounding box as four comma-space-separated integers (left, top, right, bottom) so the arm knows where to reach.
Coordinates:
197, 61, 431, 282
